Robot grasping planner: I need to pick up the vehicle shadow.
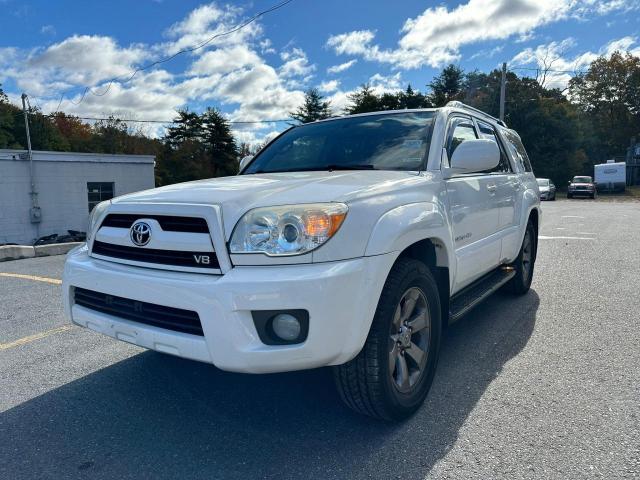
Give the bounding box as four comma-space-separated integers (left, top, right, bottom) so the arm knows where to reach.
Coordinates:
1, 291, 539, 480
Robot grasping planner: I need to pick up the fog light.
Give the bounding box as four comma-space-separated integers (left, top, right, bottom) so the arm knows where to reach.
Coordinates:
271, 313, 301, 341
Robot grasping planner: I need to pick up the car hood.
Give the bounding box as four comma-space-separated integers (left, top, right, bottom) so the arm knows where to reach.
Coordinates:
113, 170, 426, 233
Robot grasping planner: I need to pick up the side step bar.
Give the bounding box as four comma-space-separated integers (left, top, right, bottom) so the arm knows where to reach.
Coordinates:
449, 267, 515, 323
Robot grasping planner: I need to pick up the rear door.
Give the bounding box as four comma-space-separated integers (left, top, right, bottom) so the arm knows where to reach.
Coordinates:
443, 116, 501, 292
475, 120, 520, 237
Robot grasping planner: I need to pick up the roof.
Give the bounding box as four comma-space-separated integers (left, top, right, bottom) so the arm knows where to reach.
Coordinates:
305, 101, 506, 128
0, 149, 155, 164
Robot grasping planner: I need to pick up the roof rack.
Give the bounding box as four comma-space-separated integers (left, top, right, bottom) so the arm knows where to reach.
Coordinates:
445, 101, 507, 127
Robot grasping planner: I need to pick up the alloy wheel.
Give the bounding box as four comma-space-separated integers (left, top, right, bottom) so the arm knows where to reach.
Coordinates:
388, 287, 430, 393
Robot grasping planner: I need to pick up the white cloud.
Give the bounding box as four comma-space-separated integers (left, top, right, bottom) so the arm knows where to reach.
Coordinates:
511, 36, 640, 89
1, 3, 313, 146
319, 79, 339, 93
326, 0, 638, 69
23, 35, 149, 94
327, 59, 357, 74
279, 47, 315, 78
368, 72, 402, 93
40, 25, 56, 36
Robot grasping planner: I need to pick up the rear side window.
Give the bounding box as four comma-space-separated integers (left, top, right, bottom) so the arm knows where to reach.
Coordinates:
476, 120, 511, 173
503, 130, 533, 172
446, 118, 477, 159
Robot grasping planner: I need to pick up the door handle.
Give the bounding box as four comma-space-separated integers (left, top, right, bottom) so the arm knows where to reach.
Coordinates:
487, 184, 497, 193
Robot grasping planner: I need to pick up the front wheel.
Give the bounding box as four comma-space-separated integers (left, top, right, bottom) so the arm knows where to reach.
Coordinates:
333, 258, 441, 420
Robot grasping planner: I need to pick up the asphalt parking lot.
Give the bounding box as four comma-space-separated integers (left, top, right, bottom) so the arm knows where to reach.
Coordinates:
1, 199, 639, 480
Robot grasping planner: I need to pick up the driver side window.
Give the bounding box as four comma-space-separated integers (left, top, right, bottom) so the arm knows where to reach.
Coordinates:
446, 118, 477, 160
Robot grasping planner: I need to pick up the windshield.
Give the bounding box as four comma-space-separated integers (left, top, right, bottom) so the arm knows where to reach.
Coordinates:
537, 179, 549, 186
573, 176, 592, 183
243, 111, 435, 174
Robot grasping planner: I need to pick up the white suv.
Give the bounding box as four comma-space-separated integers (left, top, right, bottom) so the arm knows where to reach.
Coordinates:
63, 101, 540, 420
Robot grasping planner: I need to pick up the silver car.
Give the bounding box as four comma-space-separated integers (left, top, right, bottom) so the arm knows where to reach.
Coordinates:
536, 178, 556, 201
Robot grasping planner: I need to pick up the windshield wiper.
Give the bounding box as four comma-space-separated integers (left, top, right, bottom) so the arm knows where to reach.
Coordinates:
324, 164, 377, 171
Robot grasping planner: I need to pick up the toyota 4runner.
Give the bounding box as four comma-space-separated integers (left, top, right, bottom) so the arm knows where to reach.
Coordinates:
63, 101, 541, 420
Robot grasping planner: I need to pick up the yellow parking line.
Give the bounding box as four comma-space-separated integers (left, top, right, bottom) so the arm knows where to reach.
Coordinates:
0, 325, 75, 351
0, 272, 62, 285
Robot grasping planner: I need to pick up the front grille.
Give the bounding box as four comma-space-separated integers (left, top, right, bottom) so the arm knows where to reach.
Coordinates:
101, 214, 209, 233
74, 287, 204, 336
92, 241, 220, 269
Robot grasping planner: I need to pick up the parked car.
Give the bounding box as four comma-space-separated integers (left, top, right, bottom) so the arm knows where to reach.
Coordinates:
567, 175, 597, 199
536, 178, 556, 200
63, 101, 541, 420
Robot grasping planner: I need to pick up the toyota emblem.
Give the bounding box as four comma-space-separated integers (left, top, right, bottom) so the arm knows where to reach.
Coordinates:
130, 221, 151, 246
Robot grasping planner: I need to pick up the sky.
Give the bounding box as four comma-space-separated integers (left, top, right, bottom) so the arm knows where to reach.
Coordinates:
1, 0, 639, 146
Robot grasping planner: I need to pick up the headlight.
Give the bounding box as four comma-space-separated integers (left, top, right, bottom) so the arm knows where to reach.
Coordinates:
230, 203, 348, 256
87, 200, 110, 242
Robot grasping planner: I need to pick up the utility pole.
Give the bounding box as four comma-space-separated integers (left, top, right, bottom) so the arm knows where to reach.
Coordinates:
499, 62, 506, 122
21, 93, 41, 224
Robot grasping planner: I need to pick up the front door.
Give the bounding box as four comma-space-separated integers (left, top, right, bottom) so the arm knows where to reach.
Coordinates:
444, 116, 501, 293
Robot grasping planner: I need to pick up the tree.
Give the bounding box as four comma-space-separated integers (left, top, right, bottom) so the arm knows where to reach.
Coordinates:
156, 108, 239, 185
344, 84, 382, 114
290, 88, 332, 123
398, 85, 432, 109
0, 84, 20, 148
427, 64, 466, 106
569, 51, 640, 160
201, 107, 239, 177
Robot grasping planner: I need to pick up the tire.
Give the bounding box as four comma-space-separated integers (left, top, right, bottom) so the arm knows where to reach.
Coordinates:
567, 193, 573, 199
503, 220, 536, 295
333, 258, 442, 421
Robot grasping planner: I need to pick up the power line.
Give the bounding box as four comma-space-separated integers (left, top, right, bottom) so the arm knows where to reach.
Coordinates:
511, 66, 587, 75
52, 0, 295, 111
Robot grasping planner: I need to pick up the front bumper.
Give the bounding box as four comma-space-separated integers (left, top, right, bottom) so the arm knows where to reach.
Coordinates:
568, 189, 594, 197
63, 245, 396, 373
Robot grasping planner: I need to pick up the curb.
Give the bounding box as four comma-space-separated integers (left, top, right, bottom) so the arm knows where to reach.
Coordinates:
0, 242, 83, 262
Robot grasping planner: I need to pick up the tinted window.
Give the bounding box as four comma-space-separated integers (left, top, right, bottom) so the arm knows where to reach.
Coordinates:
476, 120, 512, 173
503, 130, 533, 172
244, 112, 435, 173
447, 118, 477, 159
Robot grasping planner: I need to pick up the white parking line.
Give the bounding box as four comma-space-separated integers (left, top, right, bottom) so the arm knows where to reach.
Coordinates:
539, 235, 595, 240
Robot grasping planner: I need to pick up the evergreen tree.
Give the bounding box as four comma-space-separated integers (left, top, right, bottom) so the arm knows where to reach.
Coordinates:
344, 84, 382, 114
201, 107, 239, 177
290, 88, 332, 123
427, 64, 466, 106
398, 85, 432, 109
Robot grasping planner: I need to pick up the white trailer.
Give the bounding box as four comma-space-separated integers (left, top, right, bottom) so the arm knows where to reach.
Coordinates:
594, 161, 626, 192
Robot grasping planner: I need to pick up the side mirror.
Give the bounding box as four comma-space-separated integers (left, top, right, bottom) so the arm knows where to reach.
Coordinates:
447, 139, 499, 175
238, 155, 253, 173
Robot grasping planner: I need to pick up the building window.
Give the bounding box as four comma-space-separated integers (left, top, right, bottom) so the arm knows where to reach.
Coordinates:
88, 182, 114, 212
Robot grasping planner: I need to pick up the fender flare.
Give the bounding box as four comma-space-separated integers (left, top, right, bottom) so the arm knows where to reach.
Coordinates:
365, 201, 454, 275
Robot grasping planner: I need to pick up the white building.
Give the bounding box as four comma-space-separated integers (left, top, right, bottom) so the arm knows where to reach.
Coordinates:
0, 149, 155, 245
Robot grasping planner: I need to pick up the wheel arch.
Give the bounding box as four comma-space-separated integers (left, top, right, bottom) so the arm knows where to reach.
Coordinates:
364, 202, 454, 330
